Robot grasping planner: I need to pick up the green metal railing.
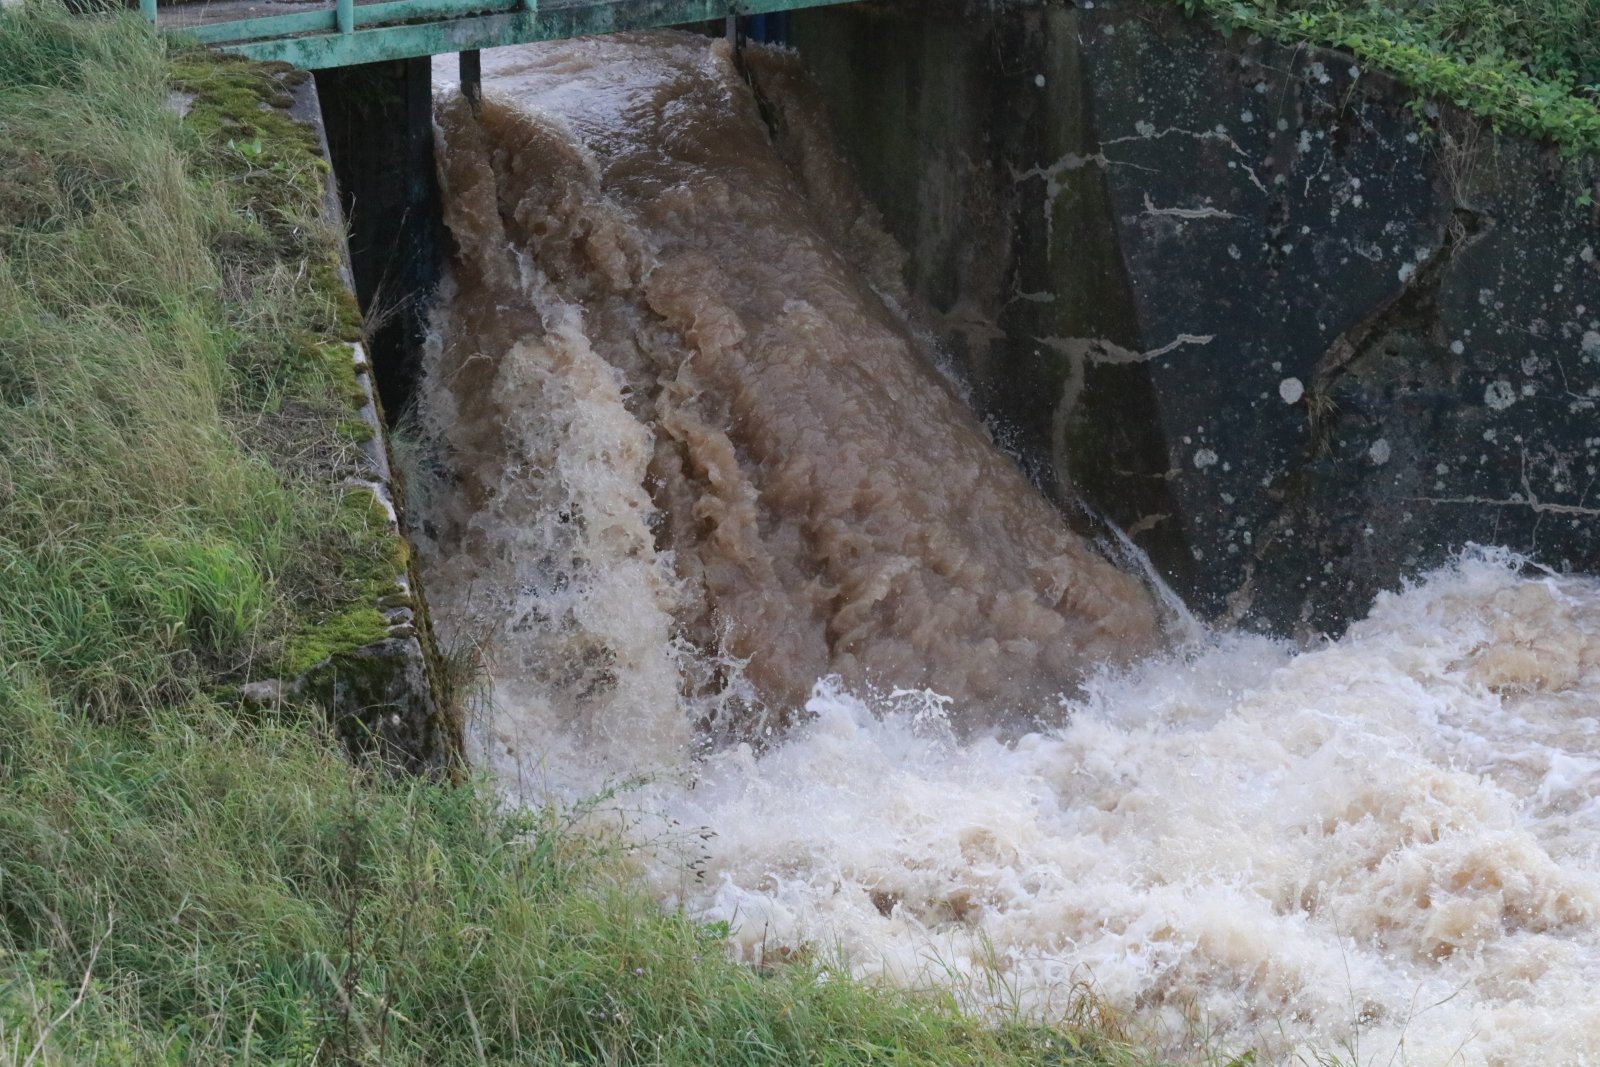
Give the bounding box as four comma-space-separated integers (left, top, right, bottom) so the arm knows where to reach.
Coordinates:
138, 0, 533, 67
132, 0, 848, 69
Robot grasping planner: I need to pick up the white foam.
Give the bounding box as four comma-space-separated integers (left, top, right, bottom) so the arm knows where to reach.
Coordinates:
632, 552, 1600, 1065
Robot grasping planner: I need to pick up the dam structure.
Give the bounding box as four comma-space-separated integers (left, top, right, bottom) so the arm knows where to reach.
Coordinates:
115, 0, 1600, 1060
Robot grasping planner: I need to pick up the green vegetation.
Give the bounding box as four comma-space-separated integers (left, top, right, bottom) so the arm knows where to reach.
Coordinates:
0, 697, 1146, 1065
0, 6, 1140, 1063
1175, 0, 1600, 153
0, 0, 389, 719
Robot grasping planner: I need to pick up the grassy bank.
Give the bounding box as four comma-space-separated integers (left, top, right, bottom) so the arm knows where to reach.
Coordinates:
0, 5, 1135, 1063
0, 0, 384, 722
2, 698, 1137, 1065
1174, 0, 1600, 155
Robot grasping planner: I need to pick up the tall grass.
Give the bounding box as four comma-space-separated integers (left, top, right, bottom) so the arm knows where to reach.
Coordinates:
1176, 0, 1600, 151
0, 0, 381, 718
1270, 0, 1599, 87
0, 696, 1147, 1065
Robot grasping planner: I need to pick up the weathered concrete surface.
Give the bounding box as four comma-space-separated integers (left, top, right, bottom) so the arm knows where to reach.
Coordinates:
315, 58, 444, 417
790, 0, 1600, 636
287, 73, 459, 775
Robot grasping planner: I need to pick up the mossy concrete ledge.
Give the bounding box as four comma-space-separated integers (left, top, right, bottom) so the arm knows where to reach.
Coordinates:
284, 341, 459, 777
234, 69, 461, 776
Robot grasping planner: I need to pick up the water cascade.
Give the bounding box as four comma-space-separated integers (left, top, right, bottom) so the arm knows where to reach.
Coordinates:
411, 33, 1600, 1066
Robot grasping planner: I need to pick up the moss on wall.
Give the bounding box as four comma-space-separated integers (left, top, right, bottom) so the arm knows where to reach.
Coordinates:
168, 43, 457, 770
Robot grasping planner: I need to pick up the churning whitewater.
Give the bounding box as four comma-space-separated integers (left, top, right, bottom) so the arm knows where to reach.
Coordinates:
412, 33, 1600, 1067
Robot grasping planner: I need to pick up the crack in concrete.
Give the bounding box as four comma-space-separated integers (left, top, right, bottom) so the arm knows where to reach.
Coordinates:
1311, 205, 1489, 391
1011, 152, 1152, 249
1140, 194, 1241, 221
1013, 152, 1111, 182
1104, 124, 1270, 195
1421, 446, 1600, 521
1045, 332, 1215, 503
1039, 332, 1216, 365
1412, 495, 1600, 517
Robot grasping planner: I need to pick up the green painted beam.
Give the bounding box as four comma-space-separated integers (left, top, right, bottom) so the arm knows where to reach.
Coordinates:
211, 0, 859, 69
361, 0, 526, 28
183, 8, 336, 45
182, 0, 521, 45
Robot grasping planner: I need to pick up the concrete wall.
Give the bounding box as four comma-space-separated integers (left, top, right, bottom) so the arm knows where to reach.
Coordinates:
791, 0, 1600, 635
274, 72, 458, 774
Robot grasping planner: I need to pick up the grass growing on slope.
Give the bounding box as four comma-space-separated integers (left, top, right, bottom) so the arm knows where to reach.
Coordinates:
0, 696, 1141, 1066
1174, 0, 1600, 154
0, 0, 389, 718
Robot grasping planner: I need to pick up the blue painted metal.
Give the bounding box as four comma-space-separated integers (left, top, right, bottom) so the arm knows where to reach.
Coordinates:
746, 9, 786, 43
155, 0, 856, 70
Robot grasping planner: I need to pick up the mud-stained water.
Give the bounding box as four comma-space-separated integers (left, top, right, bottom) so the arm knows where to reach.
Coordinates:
414, 33, 1600, 1067
420, 34, 1161, 744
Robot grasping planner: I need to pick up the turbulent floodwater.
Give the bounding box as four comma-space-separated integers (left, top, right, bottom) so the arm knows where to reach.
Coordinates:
414, 34, 1600, 1066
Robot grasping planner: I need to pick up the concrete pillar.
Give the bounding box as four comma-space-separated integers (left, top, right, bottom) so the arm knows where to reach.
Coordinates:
315, 57, 442, 419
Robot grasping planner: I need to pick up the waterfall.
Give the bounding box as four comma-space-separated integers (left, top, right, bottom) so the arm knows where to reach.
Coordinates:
411, 33, 1600, 1066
